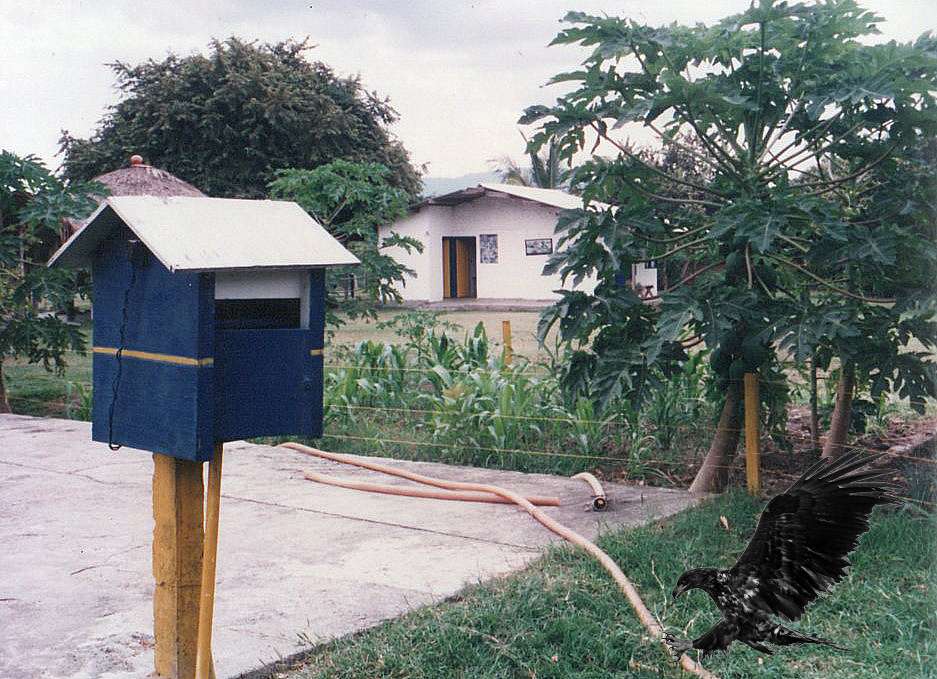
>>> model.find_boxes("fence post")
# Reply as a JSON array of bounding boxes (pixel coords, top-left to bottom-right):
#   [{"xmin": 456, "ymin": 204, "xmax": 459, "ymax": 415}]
[
  {"xmin": 501, "ymin": 320, "xmax": 513, "ymax": 367},
  {"xmin": 152, "ymin": 454, "xmax": 204, "ymax": 679},
  {"xmin": 743, "ymin": 372, "xmax": 761, "ymax": 495}
]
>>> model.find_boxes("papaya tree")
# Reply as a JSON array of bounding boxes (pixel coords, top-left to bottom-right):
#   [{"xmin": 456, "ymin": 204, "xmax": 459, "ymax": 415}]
[
  {"xmin": 268, "ymin": 160, "xmax": 423, "ymax": 324},
  {"xmin": 0, "ymin": 151, "xmax": 99, "ymax": 412},
  {"xmin": 524, "ymin": 1, "xmax": 937, "ymax": 489}
]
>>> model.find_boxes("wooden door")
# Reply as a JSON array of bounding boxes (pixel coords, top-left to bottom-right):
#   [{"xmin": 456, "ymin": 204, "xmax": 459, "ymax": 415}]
[
  {"xmin": 442, "ymin": 238, "xmax": 452, "ymax": 298},
  {"xmin": 442, "ymin": 237, "xmax": 476, "ymax": 299},
  {"xmin": 455, "ymin": 239, "xmax": 472, "ymax": 297}
]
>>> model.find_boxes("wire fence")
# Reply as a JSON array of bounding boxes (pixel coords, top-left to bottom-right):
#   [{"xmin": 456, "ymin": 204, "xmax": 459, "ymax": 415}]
[
  {"xmin": 8, "ymin": 386, "xmax": 934, "ymax": 465},
  {"xmin": 7, "ymin": 356, "xmax": 934, "ymax": 511}
]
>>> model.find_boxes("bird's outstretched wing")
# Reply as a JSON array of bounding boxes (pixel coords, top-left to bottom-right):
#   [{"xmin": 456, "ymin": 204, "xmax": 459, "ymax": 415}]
[{"xmin": 728, "ymin": 452, "xmax": 898, "ymax": 621}]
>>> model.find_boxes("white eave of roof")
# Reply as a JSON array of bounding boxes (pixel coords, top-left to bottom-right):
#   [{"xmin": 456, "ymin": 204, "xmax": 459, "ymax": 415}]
[
  {"xmin": 416, "ymin": 182, "xmax": 610, "ymax": 212},
  {"xmin": 48, "ymin": 196, "xmax": 360, "ymax": 272},
  {"xmin": 479, "ymin": 183, "xmax": 599, "ymax": 210}
]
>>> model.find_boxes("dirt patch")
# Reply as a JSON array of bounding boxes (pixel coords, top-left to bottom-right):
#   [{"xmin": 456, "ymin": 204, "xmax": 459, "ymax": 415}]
[{"xmin": 625, "ymin": 407, "xmax": 937, "ymax": 503}]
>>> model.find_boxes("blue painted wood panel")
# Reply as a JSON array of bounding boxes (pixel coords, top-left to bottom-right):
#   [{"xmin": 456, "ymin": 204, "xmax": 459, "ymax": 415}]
[
  {"xmin": 214, "ymin": 329, "xmax": 316, "ymax": 441},
  {"xmin": 90, "ymin": 226, "xmax": 215, "ymax": 460},
  {"xmin": 92, "ymin": 355, "xmax": 215, "ymax": 461},
  {"xmin": 308, "ymin": 269, "xmax": 325, "ymax": 438}
]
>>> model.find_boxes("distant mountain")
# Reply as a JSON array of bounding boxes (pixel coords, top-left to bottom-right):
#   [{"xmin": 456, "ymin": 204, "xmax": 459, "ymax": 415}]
[{"xmin": 421, "ymin": 171, "xmax": 502, "ymax": 197}]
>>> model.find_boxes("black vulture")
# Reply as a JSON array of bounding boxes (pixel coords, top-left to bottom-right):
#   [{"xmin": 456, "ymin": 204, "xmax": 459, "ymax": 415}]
[{"xmin": 665, "ymin": 452, "xmax": 898, "ymax": 658}]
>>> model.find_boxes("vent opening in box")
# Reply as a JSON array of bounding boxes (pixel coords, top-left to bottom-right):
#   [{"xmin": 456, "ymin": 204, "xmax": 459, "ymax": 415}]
[{"xmin": 215, "ymin": 298, "xmax": 301, "ymax": 330}]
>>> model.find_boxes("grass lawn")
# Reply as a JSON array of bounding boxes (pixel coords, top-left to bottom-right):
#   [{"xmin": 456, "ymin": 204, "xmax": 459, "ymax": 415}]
[
  {"xmin": 273, "ymin": 493, "xmax": 933, "ymax": 679},
  {"xmin": 329, "ymin": 309, "xmax": 553, "ymax": 361}
]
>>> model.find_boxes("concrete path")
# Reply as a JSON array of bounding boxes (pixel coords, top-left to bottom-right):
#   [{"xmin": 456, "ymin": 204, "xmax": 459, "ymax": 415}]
[{"xmin": 0, "ymin": 415, "xmax": 699, "ymax": 679}]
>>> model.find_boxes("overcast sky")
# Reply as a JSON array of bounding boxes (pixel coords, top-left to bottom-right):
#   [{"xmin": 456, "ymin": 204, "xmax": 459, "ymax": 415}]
[{"xmin": 1, "ymin": 0, "xmax": 934, "ymax": 179}]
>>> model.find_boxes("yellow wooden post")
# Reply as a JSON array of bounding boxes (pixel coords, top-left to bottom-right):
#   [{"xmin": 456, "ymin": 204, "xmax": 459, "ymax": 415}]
[
  {"xmin": 502, "ymin": 320, "xmax": 513, "ymax": 367},
  {"xmin": 196, "ymin": 444, "xmax": 223, "ymax": 679},
  {"xmin": 153, "ymin": 454, "xmax": 204, "ymax": 679},
  {"xmin": 743, "ymin": 373, "xmax": 761, "ymax": 495}
]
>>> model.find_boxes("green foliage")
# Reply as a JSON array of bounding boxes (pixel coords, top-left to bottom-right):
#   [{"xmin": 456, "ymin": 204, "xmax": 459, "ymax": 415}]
[
  {"xmin": 525, "ymin": 2, "xmax": 937, "ymax": 421},
  {"xmin": 285, "ymin": 494, "xmax": 932, "ymax": 679},
  {"xmin": 320, "ymin": 313, "xmax": 717, "ymax": 478},
  {"xmin": 0, "ymin": 151, "xmax": 98, "ymax": 406},
  {"xmin": 64, "ymin": 380, "xmax": 93, "ymax": 421},
  {"xmin": 60, "ymin": 38, "xmax": 421, "ymax": 198},
  {"xmin": 268, "ymin": 160, "xmax": 423, "ymax": 321},
  {"xmin": 494, "ymin": 133, "xmax": 573, "ymax": 189}
]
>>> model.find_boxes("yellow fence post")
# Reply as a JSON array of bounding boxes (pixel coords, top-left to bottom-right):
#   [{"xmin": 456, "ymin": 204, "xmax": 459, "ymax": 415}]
[
  {"xmin": 743, "ymin": 373, "xmax": 761, "ymax": 495},
  {"xmin": 501, "ymin": 320, "xmax": 513, "ymax": 367},
  {"xmin": 152, "ymin": 454, "xmax": 204, "ymax": 679},
  {"xmin": 196, "ymin": 443, "xmax": 223, "ymax": 679}
]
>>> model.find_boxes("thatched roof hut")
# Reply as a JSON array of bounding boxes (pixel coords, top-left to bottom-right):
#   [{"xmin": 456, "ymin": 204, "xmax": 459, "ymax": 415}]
[
  {"xmin": 93, "ymin": 155, "xmax": 205, "ymax": 200},
  {"xmin": 66, "ymin": 155, "xmax": 205, "ymax": 236}
]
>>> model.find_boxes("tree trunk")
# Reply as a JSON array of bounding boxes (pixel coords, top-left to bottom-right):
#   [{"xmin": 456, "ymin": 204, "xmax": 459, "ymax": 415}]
[
  {"xmin": 0, "ymin": 361, "xmax": 11, "ymax": 414},
  {"xmin": 689, "ymin": 381, "xmax": 741, "ymax": 493},
  {"xmin": 809, "ymin": 355, "xmax": 820, "ymax": 453},
  {"xmin": 821, "ymin": 362, "xmax": 855, "ymax": 460}
]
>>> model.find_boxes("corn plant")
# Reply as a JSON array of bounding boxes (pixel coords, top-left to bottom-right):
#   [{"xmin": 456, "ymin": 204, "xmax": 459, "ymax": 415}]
[
  {"xmin": 564, "ymin": 398, "xmax": 615, "ymax": 457},
  {"xmin": 64, "ymin": 381, "xmax": 93, "ymax": 421}
]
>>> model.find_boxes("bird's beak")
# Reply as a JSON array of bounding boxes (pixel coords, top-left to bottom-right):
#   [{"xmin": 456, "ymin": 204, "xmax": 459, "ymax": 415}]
[{"xmin": 672, "ymin": 584, "xmax": 686, "ymax": 600}]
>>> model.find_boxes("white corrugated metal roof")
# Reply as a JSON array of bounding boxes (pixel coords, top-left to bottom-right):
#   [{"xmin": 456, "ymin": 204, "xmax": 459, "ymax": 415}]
[
  {"xmin": 49, "ymin": 196, "xmax": 360, "ymax": 272},
  {"xmin": 479, "ymin": 183, "xmax": 596, "ymax": 210},
  {"xmin": 415, "ymin": 182, "xmax": 610, "ymax": 211}
]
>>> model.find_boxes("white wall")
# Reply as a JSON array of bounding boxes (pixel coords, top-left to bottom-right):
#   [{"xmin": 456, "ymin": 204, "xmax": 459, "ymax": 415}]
[
  {"xmin": 214, "ymin": 269, "xmax": 312, "ymax": 328},
  {"xmin": 632, "ymin": 262, "xmax": 658, "ymax": 297},
  {"xmin": 380, "ymin": 195, "xmax": 601, "ymax": 302}
]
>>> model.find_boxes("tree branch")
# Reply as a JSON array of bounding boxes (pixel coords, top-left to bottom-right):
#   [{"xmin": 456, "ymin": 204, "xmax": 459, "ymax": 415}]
[
  {"xmin": 800, "ymin": 143, "xmax": 899, "ymax": 195},
  {"xmin": 767, "ymin": 254, "xmax": 895, "ymax": 303},
  {"xmin": 591, "ymin": 123, "xmax": 728, "ymax": 200},
  {"xmin": 627, "ymin": 177, "xmax": 725, "ymax": 209},
  {"xmin": 641, "ymin": 261, "xmax": 721, "ymax": 301},
  {"xmin": 633, "ymin": 223, "xmax": 711, "ymax": 244}
]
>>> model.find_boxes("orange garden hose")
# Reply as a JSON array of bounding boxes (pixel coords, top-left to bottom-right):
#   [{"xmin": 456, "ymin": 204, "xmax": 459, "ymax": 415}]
[
  {"xmin": 303, "ymin": 471, "xmax": 560, "ymax": 506},
  {"xmin": 281, "ymin": 442, "xmax": 717, "ymax": 679},
  {"xmin": 571, "ymin": 471, "xmax": 608, "ymax": 511}
]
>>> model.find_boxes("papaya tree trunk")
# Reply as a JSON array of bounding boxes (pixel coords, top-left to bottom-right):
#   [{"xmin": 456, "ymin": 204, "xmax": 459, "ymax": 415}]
[
  {"xmin": 809, "ymin": 355, "xmax": 820, "ymax": 453},
  {"xmin": 689, "ymin": 381, "xmax": 741, "ymax": 493},
  {"xmin": 821, "ymin": 362, "xmax": 855, "ymax": 460},
  {"xmin": 0, "ymin": 360, "xmax": 11, "ymax": 414}
]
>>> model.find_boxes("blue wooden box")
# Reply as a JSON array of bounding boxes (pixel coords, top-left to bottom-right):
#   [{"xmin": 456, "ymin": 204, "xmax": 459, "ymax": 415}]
[{"xmin": 50, "ymin": 196, "xmax": 358, "ymax": 461}]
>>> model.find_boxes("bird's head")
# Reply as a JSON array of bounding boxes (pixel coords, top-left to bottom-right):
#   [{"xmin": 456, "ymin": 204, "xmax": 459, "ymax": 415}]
[{"xmin": 672, "ymin": 568, "xmax": 718, "ymax": 600}]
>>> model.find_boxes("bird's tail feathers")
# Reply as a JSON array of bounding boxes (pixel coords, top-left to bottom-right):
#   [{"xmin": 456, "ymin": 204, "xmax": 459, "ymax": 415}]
[{"xmin": 771, "ymin": 625, "xmax": 848, "ymax": 652}]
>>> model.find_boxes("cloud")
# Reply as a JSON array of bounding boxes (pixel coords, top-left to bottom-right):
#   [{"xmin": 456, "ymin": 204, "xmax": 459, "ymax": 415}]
[{"xmin": 1, "ymin": 0, "xmax": 933, "ymax": 178}]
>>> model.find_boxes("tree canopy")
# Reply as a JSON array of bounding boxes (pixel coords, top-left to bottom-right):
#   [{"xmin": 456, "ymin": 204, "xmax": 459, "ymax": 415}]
[
  {"xmin": 268, "ymin": 160, "xmax": 422, "ymax": 322},
  {"xmin": 0, "ymin": 151, "xmax": 99, "ymax": 411},
  {"xmin": 60, "ymin": 38, "xmax": 422, "ymax": 198},
  {"xmin": 523, "ymin": 1, "xmax": 937, "ymax": 488}
]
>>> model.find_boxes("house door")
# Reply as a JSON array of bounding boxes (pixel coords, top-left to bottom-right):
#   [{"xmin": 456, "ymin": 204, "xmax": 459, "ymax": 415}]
[{"xmin": 442, "ymin": 237, "xmax": 476, "ymax": 298}]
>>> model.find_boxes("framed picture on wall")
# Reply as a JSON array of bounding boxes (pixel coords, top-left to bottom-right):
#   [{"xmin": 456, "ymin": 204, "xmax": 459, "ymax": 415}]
[
  {"xmin": 479, "ymin": 234, "xmax": 498, "ymax": 263},
  {"xmin": 525, "ymin": 238, "xmax": 553, "ymax": 256}
]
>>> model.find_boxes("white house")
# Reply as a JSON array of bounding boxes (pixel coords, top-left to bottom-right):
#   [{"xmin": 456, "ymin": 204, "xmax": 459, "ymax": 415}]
[{"xmin": 379, "ymin": 183, "xmax": 658, "ymax": 303}]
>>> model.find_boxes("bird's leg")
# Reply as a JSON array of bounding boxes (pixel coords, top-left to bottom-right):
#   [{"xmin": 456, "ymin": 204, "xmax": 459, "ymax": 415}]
[
  {"xmin": 663, "ymin": 633, "xmax": 693, "ymax": 660},
  {"xmin": 741, "ymin": 639, "xmax": 774, "ymax": 654}
]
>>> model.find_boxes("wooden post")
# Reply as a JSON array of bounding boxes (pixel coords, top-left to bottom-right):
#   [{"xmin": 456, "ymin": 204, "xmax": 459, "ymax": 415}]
[
  {"xmin": 809, "ymin": 355, "xmax": 820, "ymax": 453},
  {"xmin": 153, "ymin": 454, "xmax": 204, "ymax": 679},
  {"xmin": 743, "ymin": 373, "xmax": 761, "ymax": 495},
  {"xmin": 501, "ymin": 320, "xmax": 513, "ymax": 367},
  {"xmin": 196, "ymin": 444, "xmax": 223, "ymax": 679}
]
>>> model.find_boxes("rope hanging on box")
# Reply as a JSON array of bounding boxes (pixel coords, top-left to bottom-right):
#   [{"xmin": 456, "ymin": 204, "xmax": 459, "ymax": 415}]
[{"xmin": 107, "ymin": 241, "xmax": 142, "ymax": 451}]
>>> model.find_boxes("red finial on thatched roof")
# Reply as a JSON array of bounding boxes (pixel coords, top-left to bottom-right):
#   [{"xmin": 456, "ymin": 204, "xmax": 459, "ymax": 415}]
[{"xmin": 130, "ymin": 154, "xmax": 144, "ymax": 166}]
